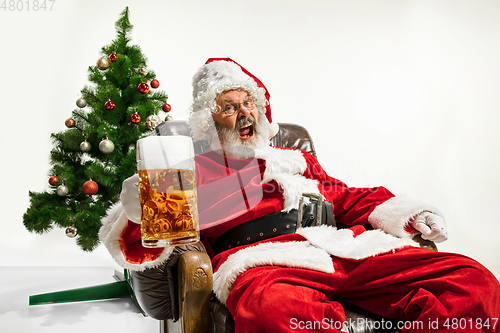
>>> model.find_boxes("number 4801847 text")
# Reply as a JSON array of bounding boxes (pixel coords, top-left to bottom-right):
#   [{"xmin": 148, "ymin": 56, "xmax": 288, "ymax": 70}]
[{"xmin": 1, "ymin": 0, "xmax": 56, "ymax": 11}]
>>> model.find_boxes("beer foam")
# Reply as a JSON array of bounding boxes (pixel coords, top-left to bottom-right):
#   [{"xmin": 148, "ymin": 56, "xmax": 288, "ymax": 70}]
[{"xmin": 137, "ymin": 136, "xmax": 195, "ymax": 170}]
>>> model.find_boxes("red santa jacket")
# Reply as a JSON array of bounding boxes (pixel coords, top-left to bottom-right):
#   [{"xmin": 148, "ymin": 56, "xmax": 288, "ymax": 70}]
[
  {"xmin": 193, "ymin": 147, "xmax": 408, "ymax": 255},
  {"xmin": 100, "ymin": 147, "xmax": 441, "ymax": 302}
]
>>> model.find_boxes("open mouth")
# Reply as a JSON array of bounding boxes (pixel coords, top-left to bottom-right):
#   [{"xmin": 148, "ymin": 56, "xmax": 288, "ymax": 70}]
[{"xmin": 238, "ymin": 123, "xmax": 255, "ymax": 140}]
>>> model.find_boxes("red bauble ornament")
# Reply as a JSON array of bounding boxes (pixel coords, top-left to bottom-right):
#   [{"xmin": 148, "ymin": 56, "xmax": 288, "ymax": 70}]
[
  {"xmin": 83, "ymin": 180, "xmax": 98, "ymax": 195},
  {"xmin": 65, "ymin": 118, "xmax": 75, "ymax": 128},
  {"xmin": 105, "ymin": 100, "xmax": 115, "ymax": 110},
  {"xmin": 151, "ymin": 79, "xmax": 160, "ymax": 89},
  {"xmin": 130, "ymin": 113, "xmax": 141, "ymax": 124},
  {"xmin": 162, "ymin": 103, "xmax": 172, "ymax": 112},
  {"xmin": 138, "ymin": 82, "xmax": 150, "ymax": 94},
  {"xmin": 109, "ymin": 53, "xmax": 118, "ymax": 62},
  {"xmin": 49, "ymin": 176, "xmax": 59, "ymax": 186}
]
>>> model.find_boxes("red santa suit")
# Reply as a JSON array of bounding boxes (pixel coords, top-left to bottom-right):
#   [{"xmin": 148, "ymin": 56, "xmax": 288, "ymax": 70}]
[{"xmin": 100, "ymin": 146, "xmax": 500, "ymax": 333}]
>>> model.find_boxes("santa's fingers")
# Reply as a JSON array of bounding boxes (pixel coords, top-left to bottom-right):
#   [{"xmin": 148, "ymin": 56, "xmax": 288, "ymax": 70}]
[
  {"xmin": 411, "ymin": 212, "xmax": 448, "ymax": 243},
  {"xmin": 411, "ymin": 217, "xmax": 432, "ymax": 236}
]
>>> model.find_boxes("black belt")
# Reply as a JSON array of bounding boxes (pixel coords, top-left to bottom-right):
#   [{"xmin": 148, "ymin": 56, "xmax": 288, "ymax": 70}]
[{"xmin": 213, "ymin": 194, "xmax": 335, "ymax": 255}]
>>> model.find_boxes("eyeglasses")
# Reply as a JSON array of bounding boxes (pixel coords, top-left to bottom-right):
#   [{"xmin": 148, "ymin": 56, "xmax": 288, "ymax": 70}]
[{"xmin": 220, "ymin": 98, "xmax": 255, "ymax": 116}]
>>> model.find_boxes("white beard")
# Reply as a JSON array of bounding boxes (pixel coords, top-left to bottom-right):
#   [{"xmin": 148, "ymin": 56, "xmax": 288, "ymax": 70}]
[{"xmin": 211, "ymin": 114, "xmax": 271, "ymax": 159}]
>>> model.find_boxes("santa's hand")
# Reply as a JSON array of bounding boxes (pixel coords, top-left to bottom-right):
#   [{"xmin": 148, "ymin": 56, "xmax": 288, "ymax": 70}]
[
  {"xmin": 410, "ymin": 212, "xmax": 448, "ymax": 243},
  {"xmin": 120, "ymin": 174, "xmax": 141, "ymax": 223}
]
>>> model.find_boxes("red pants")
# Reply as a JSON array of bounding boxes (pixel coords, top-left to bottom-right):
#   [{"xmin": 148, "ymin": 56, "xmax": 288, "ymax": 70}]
[{"xmin": 225, "ymin": 247, "xmax": 500, "ymax": 332}]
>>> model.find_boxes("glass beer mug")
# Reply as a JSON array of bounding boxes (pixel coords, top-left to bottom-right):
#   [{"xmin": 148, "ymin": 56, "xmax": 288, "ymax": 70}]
[{"xmin": 136, "ymin": 136, "xmax": 199, "ymax": 248}]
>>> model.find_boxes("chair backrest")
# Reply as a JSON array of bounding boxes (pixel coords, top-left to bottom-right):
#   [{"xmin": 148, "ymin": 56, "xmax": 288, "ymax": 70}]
[{"xmin": 155, "ymin": 120, "xmax": 318, "ymax": 159}]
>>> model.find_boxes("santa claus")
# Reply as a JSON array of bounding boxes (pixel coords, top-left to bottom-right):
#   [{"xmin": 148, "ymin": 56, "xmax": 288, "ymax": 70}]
[{"xmin": 100, "ymin": 58, "xmax": 500, "ymax": 332}]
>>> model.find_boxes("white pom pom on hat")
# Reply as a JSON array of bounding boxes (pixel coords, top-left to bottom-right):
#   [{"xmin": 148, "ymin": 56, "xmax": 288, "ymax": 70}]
[{"xmin": 190, "ymin": 58, "xmax": 279, "ymax": 140}]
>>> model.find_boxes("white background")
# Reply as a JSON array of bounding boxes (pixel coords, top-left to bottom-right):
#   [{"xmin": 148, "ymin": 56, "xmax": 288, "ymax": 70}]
[{"xmin": 1, "ymin": 0, "xmax": 499, "ymax": 282}]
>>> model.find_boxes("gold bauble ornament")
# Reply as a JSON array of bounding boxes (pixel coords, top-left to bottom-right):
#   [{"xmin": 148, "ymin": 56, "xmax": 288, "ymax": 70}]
[
  {"xmin": 65, "ymin": 226, "xmax": 78, "ymax": 238},
  {"xmin": 138, "ymin": 66, "xmax": 148, "ymax": 76},
  {"xmin": 96, "ymin": 57, "xmax": 110, "ymax": 70},
  {"xmin": 146, "ymin": 114, "xmax": 163, "ymax": 130}
]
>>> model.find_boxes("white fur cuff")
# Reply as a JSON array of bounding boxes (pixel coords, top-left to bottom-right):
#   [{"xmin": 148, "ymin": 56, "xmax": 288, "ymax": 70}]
[
  {"xmin": 368, "ymin": 194, "xmax": 443, "ymax": 239},
  {"xmin": 99, "ymin": 202, "xmax": 174, "ymax": 271}
]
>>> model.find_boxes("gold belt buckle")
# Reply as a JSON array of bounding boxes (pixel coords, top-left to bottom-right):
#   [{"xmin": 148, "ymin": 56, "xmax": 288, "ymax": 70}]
[{"xmin": 297, "ymin": 192, "xmax": 323, "ymax": 230}]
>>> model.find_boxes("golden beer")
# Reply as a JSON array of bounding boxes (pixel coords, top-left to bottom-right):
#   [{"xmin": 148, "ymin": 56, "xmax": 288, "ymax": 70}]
[{"xmin": 139, "ymin": 168, "xmax": 199, "ymax": 247}]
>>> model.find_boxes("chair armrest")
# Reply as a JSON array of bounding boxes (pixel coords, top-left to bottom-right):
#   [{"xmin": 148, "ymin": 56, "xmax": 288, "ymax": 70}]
[
  {"xmin": 128, "ymin": 242, "xmax": 207, "ymax": 321},
  {"xmin": 177, "ymin": 251, "xmax": 213, "ymax": 333}
]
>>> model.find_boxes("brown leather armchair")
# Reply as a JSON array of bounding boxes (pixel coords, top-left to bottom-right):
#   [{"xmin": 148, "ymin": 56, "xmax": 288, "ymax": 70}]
[{"xmin": 128, "ymin": 120, "xmax": 436, "ymax": 333}]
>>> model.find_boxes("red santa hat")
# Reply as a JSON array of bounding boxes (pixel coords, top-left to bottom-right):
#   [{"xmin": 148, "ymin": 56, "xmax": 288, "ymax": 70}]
[{"xmin": 189, "ymin": 58, "xmax": 279, "ymax": 141}]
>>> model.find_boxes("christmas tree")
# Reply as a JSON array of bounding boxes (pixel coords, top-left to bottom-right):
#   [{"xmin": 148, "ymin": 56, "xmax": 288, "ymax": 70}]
[{"xmin": 23, "ymin": 7, "xmax": 171, "ymax": 251}]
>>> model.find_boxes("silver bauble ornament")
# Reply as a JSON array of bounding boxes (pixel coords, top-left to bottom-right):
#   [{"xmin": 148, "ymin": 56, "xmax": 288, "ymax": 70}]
[
  {"xmin": 138, "ymin": 66, "xmax": 148, "ymax": 76},
  {"xmin": 146, "ymin": 114, "xmax": 163, "ymax": 130},
  {"xmin": 57, "ymin": 184, "xmax": 69, "ymax": 196},
  {"xmin": 65, "ymin": 226, "xmax": 78, "ymax": 238},
  {"xmin": 165, "ymin": 115, "xmax": 173, "ymax": 122},
  {"xmin": 76, "ymin": 98, "xmax": 87, "ymax": 108},
  {"xmin": 80, "ymin": 140, "xmax": 91, "ymax": 152},
  {"xmin": 99, "ymin": 138, "xmax": 115, "ymax": 154}
]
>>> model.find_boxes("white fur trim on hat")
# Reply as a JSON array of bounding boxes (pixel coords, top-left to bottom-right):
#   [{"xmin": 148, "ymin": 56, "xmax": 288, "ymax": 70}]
[{"xmin": 268, "ymin": 122, "xmax": 279, "ymax": 138}]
